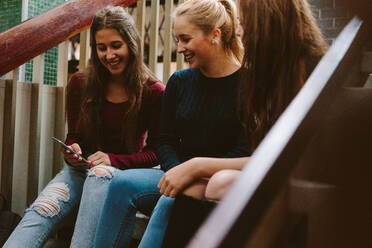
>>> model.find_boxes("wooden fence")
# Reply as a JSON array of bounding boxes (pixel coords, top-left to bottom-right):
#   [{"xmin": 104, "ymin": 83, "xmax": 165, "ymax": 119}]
[{"xmin": 0, "ymin": 0, "xmax": 185, "ymax": 215}]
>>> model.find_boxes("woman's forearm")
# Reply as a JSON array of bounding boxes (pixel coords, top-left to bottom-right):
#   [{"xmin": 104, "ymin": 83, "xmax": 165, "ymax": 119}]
[{"xmin": 190, "ymin": 156, "xmax": 250, "ymax": 179}]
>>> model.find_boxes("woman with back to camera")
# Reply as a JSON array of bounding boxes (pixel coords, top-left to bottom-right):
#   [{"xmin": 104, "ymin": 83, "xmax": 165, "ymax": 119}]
[
  {"xmin": 160, "ymin": 0, "xmax": 328, "ymax": 246},
  {"xmin": 93, "ymin": 0, "xmax": 250, "ymax": 247},
  {"xmin": 4, "ymin": 6, "xmax": 164, "ymax": 248}
]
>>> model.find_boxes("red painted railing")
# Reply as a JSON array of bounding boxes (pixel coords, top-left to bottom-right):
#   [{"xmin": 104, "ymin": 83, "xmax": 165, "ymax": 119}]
[{"xmin": 0, "ymin": 0, "xmax": 138, "ymax": 76}]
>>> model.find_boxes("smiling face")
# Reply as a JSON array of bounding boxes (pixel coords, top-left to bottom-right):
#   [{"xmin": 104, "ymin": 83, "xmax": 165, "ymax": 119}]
[
  {"xmin": 173, "ymin": 15, "xmax": 215, "ymax": 71},
  {"xmin": 95, "ymin": 28, "xmax": 129, "ymax": 77}
]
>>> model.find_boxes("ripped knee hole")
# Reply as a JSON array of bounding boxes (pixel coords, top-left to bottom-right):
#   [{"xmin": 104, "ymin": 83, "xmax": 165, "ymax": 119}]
[
  {"xmin": 31, "ymin": 183, "xmax": 69, "ymax": 217},
  {"xmin": 90, "ymin": 165, "xmax": 113, "ymax": 177}
]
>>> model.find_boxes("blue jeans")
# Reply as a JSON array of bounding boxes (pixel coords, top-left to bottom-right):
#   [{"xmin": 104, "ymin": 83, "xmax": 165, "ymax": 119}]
[
  {"xmin": 4, "ymin": 164, "xmax": 118, "ymax": 248},
  {"xmin": 94, "ymin": 168, "xmax": 174, "ymax": 248},
  {"xmin": 139, "ymin": 195, "xmax": 175, "ymax": 248}
]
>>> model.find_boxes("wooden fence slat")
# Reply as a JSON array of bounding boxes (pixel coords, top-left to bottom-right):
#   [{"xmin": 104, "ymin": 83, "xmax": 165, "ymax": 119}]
[
  {"xmin": 57, "ymin": 41, "xmax": 69, "ymax": 87},
  {"xmin": 136, "ymin": 0, "xmax": 146, "ymax": 54},
  {"xmin": 38, "ymin": 85, "xmax": 57, "ymax": 193},
  {"xmin": 32, "ymin": 54, "xmax": 44, "ymax": 84},
  {"xmin": 11, "ymin": 82, "xmax": 32, "ymax": 216},
  {"xmin": 79, "ymin": 29, "xmax": 91, "ymax": 71},
  {"xmin": 162, "ymin": 0, "xmax": 173, "ymax": 83},
  {"xmin": 149, "ymin": 0, "xmax": 160, "ymax": 74},
  {"xmin": 30, "ymin": 56, "xmax": 43, "ymax": 203},
  {"xmin": 0, "ymin": 69, "xmax": 18, "ymax": 209},
  {"xmin": 55, "ymin": 40, "xmax": 68, "ymax": 176},
  {"xmin": 26, "ymin": 83, "xmax": 41, "ymax": 204},
  {"xmin": 4, "ymin": 70, "xmax": 18, "ymax": 81},
  {"xmin": 176, "ymin": 0, "xmax": 185, "ymax": 71},
  {"xmin": 53, "ymin": 86, "xmax": 66, "ymax": 176}
]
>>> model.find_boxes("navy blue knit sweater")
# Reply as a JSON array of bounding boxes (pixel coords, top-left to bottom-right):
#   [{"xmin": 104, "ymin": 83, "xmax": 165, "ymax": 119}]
[{"xmin": 157, "ymin": 68, "xmax": 251, "ymax": 171}]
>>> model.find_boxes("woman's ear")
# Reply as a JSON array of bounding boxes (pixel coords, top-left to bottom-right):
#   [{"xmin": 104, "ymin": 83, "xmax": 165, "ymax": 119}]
[{"xmin": 211, "ymin": 28, "xmax": 222, "ymax": 44}]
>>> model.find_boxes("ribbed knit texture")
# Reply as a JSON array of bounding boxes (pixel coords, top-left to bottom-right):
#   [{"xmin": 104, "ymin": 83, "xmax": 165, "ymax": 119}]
[
  {"xmin": 65, "ymin": 73, "xmax": 165, "ymax": 169},
  {"xmin": 157, "ymin": 68, "xmax": 251, "ymax": 171}
]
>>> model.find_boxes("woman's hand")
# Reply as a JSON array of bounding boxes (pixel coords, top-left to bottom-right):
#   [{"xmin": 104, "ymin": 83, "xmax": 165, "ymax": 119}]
[
  {"xmin": 88, "ymin": 151, "xmax": 111, "ymax": 167},
  {"xmin": 61, "ymin": 143, "xmax": 88, "ymax": 167},
  {"xmin": 158, "ymin": 158, "xmax": 200, "ymax": 198}
]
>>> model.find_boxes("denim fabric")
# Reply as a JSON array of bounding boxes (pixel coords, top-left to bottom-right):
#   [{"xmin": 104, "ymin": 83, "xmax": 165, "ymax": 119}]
[
  {"xmin": 70, "ymin": 165, "xmax": 118, "ymax": 248},
  {"xmin": 94, "ymin": 168, "xmax": 166, "ymax": 248},
  {"xmin": 139, "ymin": 195, "xmax": 175, "ymax": 248},
  {"xmin": 4, "ymin": 164, "xmax": 117, "ymax": 248}
]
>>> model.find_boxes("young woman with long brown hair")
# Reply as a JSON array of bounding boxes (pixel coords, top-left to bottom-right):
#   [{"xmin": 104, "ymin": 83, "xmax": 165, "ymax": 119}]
[
  {"xmin": 160, "ymin": 0, "xmax": 327, "ymax": 246},
  {"xmin": 4, "ymin": 6, "xmax": 164, "ymax": 248}
]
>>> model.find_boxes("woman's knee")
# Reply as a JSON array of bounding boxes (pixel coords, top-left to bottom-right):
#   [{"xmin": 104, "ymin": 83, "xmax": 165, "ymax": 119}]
[
  {"xmin": 205, "ymin": 170, "xmax": 241, "ymax": 201},
  {"xmin": 83, "ymin": 165, "xmax": 117, "ymax": 195},
  {"xmin": 157, "ymin": 195, "xmax": 175, "ymax": 208},
  {"xmin": 107, "ymin": 169, "xmax": 157, "ymax": 196},
  {"xmin": 88, "ymin": 165, "xmax": 116, "ymax": 178}
]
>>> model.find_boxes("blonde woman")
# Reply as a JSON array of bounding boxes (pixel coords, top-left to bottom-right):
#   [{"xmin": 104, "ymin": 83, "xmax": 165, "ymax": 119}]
[{"xmin": 161, "ymin": 0, "xmax": 327, "ymax": 246}]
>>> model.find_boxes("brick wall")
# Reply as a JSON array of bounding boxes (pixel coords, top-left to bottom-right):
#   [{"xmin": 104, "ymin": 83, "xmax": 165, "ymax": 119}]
[{"xmin": 308, "ymin": 0, "xmax": 351, "ymax": 45}]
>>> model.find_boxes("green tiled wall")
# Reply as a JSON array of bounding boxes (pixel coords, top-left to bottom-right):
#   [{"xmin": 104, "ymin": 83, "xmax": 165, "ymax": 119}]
[
  {"xmin": 24, "ymin": 0, "xmax": 66, "ymax": 85},
  {"xmin": 0, "ymin": 0, "xmax": 22, "ymax": 33}
]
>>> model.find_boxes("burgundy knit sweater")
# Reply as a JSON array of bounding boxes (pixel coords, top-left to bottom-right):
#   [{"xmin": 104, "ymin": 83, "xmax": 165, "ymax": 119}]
[{"xmin": 65, "ymin": 73, "xmax": 165, "ymax": 169}]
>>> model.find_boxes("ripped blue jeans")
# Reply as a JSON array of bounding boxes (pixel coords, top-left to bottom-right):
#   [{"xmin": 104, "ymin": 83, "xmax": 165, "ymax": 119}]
[{"xmin": 3, "ymin": 164, "xmax": 118, "ymax": 248}]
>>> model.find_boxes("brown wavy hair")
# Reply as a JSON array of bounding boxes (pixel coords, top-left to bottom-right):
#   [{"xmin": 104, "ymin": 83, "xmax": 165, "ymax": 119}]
[
  {"xmin": 174, "ymin": 0, "xmax": 243, "ymax": 63},
  {"xmin": 77, "ymin": 6, "xmax": 156, "ymax": 153},
  {"xmin": 239, "ymin": 0, "xmax": 328, "ymax": 150}
]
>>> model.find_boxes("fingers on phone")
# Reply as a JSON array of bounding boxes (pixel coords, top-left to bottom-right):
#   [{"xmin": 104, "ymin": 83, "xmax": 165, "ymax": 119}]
[
  {"xmin": 70, "ymin": 143, "xmax": 82, "ymax": 153},
  {"xmin": 67, "ymin": 158, "xmax": 87, "ymax": 167}
]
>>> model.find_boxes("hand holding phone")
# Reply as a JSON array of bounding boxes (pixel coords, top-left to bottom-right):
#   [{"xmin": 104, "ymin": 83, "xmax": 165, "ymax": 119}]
[{"xmin": 52, "ymin": 137, "xmax": 88, "ymax": 163}]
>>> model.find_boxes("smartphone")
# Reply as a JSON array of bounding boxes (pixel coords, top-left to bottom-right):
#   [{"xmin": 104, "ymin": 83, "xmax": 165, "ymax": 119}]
[{"xmin": 52, "ymin": 137, "xmax": 88, "ymax": 163}]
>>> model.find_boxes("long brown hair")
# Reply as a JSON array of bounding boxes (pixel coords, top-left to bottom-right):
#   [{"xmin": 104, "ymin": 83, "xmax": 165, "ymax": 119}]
[
  {"xmin": 174, "ymin": 0, "xmax": 243, "ymax": 63},
  {"xmin": 239, "ymin": 0, "xmax": 327, "ymax": 149},
  {"xmin": 77, "ymin": 6, "xmax": 156, "ymax": 153}
]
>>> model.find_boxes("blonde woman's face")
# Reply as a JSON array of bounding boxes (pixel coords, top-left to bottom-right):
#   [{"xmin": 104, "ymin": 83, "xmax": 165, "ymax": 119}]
[{"xmin": 173, "ymin": 15, "xmax": 215, "ymax": 70}]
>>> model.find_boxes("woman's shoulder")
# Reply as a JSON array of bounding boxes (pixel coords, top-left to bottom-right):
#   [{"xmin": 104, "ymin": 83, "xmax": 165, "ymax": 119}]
[
  {"xmin": 143, "ymin": 78, "xmax": 165, "ymax": 103},
  {"xmin": 145, "ymin": 78, "xmax": 165, "ymax": 93},
  {"xmin": 170, "ymin": 68, "xmax": 197, "ymax": 81},
  {"xmin": 66, "ymin": 73, "xmax": 85, "ymax": 108},
  {"xmin": 166, "ymin": 68, "xmax": 198, "ymax": 90},
  {"xmin": 67, "ymin": 72, "xmax": 86, "ymax": 92}
]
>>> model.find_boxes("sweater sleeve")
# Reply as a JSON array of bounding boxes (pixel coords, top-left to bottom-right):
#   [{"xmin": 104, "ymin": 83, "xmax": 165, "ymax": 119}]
[
  {"xmin": 65, "ymin": 73, "xmax": 84, "ymax": 146},
  {"xmin": 222, "ymin": 123, "xmax": 252, "ymax": 158},
  {"xmin": 107, "ymin": 81, "xmax": 165, "ymax": 169},
  {"xmin": 157, "ymin": 73, "xmax": 182, "ymax": 171}
]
